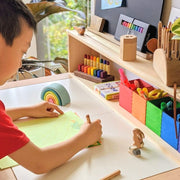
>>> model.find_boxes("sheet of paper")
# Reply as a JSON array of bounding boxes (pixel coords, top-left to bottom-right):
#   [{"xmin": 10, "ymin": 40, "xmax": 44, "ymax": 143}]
[
  {"xmin": 0, "ymin": 111, "xmax": 83, "ymax": 169},
  {"xmin": 168, "ymin": 7, "xmax": 180, "ymax": 24},
  {"xmin": 101, "ymin": 0, "xmax": 123, "ymax": 10}
]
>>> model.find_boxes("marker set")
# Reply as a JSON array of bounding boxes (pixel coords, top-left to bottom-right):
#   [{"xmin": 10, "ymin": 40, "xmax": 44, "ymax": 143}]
[
  {"xmin": 114, "ymin": 14, "xmax": 156, "ymax": 52},
  {"xmin": 94, "ymin": 81, "xmax": 120, "ymax": 100},
  {"xmin": 121, "ymin": 20, "xmax": 144, "ymax": 33},
  {"xmin": 78, "ymin": 54, "xmax": 111, "ymax": 79},
  {"xmin": 74, "ymin": 54, "xmax": 114, "ymax": 83}
]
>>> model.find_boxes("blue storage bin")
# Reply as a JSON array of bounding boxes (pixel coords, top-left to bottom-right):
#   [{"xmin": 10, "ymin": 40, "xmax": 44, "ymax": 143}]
[{"xmin": 161, "ymin": 109, "xmax": 180, "ymax": 150}]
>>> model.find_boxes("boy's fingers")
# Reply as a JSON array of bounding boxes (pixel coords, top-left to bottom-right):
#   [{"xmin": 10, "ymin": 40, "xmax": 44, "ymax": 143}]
[
  {"xmin": 47, "ymin": 104, "xmax": 64, "ymax": 114},
  {"xmin": 46, "ymin": 111, "xmax": 59, "ymax": 117}
]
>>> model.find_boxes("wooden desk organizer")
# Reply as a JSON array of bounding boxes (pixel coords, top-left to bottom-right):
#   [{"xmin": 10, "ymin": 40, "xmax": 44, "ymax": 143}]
[{"xmin": 153, "ymin": 49, "xmax": 180, "ymax": 87}]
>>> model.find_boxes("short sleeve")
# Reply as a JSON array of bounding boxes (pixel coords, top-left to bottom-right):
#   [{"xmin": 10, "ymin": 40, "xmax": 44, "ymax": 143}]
[{"xmin": 0, "ymin": 101, "xmax": 29, "ymax": 159}]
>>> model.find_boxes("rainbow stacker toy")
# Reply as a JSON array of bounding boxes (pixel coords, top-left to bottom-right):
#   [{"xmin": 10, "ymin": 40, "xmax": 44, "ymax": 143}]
[{"xmin": 41, "ymin": 83, "xmax": 70, "ymax": 106}]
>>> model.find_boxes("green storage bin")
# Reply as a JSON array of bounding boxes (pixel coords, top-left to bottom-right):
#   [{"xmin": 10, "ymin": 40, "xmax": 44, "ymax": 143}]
[{"xmin": 146, "ymin": 97, "xmax": 172, "ymax": 136}]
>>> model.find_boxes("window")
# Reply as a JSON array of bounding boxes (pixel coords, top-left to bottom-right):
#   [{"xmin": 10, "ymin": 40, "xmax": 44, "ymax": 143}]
[{"xmin": 36, "ymin": 0, "xmax": 91, "ymax": 61}]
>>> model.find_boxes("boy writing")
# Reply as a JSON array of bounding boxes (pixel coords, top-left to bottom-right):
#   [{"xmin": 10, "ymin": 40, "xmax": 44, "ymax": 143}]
[{"xmin": 0, "ymin": 0, "xmax": 102, "ymax": 174}]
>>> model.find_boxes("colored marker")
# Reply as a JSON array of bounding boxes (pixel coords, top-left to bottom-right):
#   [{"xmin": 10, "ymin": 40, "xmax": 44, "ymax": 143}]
[
  {"xmin": 106, "ymin": 61, "xmax": 110, "ymax": 75},
  {"xmin": 84, "ymin": 54, "xmax": 87, "ymax": 65},
  {"xmin": 140, "ymin": 27, "xmax": 143, "ymax": 33},
  {"xmin": 100, "ymin": 59, "xmax": 103, "ymax": 70},
  {"xmin": 103, "ymin": 60, "xmax": 106, "ymax": 71},
  {"xmin": 87, "ymin": 67, "xmax": 91, "ymax": 75},
  {"xmin": 87, "ymin": 55, "xmax": 90, "ymax": 66},
  {"xmin": 78, "ymin": 64, "xmax": 83, "ymax": 71},
  {"xmin": 91, "ymin": 67, "xmax": 96, "ymax": 76},
  {"xmin": 93, "ymin": 56, "xmax": 96, "ymax": 67},
  {"xmin": 96, "ymin": 57, "xmax": 100, "ymax": 69},
  {"xmin": 84, "ymin": 66, "xmax": 89, "ymax": 73},
  {"xmin": 90, "ymin": 55, "xmax": 93, "ymax": 67}
]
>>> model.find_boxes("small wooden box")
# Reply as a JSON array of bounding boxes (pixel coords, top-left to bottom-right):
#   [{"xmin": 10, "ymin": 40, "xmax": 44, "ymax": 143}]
[
  {"xmin": 120, "ymin": 35, "xmax": 137, "ymax": 61},
  {"xmin": 153, "ymin": 48, "xmax": 180, "ymax": 87}
]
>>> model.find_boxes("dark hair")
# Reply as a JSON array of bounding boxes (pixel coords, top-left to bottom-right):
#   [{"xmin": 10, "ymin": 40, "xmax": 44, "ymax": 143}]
[{"xmin": 0, "ymin": 0, "xmax": 37, "ymax": 46}]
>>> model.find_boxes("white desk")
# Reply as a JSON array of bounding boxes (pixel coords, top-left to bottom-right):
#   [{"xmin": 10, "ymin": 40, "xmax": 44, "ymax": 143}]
[{"xmin": 0, "ymin": 74, "xmax": 180, "ymax": 180}]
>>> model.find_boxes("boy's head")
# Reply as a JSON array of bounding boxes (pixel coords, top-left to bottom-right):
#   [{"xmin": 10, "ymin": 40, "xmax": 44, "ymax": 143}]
[
  {"xmin": 0, "ymin": 0, "xmax": 37, "ymax": 85},
  {"xmin": 0, "ymin": 0, "xmax": 37, "ymax": 46}
]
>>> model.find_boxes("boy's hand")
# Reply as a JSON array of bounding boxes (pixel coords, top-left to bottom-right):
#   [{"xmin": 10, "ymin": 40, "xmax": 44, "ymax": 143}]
[
  {"xmin": 80, "ymin": 120, "xmax": 102, "ymax": 147},
  {"xmin": 28, "ymin": 101, "xmax": 64, "ymax": 118}
]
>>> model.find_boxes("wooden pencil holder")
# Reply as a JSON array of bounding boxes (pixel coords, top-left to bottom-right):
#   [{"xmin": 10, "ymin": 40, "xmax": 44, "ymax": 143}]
[
  {"xmin": 120, "ymin": 35, "xmax": 137, "ymax": 61},
  {"xmin": 153, "ymin": 48, "xmax": 180, "ymax": 87}
]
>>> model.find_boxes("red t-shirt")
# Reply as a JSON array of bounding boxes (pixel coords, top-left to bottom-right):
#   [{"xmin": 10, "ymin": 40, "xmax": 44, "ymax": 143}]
[{"xmin": 0, "ymin": 100, "xmax": 29, "ymax": 159}]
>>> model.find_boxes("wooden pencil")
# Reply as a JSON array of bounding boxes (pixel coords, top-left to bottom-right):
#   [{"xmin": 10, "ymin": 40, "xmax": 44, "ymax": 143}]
[
  {"xmin": 167, "ymin": 21, "xmax": 172, "ymax": 29},
  {"xmin": 100, "ymin": 170, "xmax": 121, "ymax": 180},
  {"xmin": 161, "ymin": 25, "xmax": 165, "ymax": 49},
  {"xmin": 171, "ymin": 38, "xmax": 175, "ymax": 60},
  {"xmin": 86, "ymin": 114, "xmax": 91, "ymax": 124},
  {"xmin": 158, "ymin": 21, "xmax": 162, "ymax": 48},
  {"xmin": 174, "ymin": 40, "xmax": 178, "ymax": 59},
  {"xmin": 166, "ymin": 30, "xmax": 170, "ymax": 60},
  {"xmin": 173, "ymin": 83, "xmax": 178, "ymax": 139}
]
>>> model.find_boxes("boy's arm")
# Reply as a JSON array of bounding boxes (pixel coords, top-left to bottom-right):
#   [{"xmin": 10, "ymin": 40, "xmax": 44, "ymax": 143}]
[
  {"xmin": 6, "ymin": 101, "xmax": 64, "ymax": 121},
  {"xmin": 9, "ymin": 120, "xmax": 102, "ymax": 174}
]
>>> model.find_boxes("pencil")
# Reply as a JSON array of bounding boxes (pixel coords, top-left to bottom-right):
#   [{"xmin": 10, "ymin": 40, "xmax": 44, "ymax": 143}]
[
  {"xmin": 86, "ymin": 114, "xmax": 91, "ymax": 124},
  {"xmin": 100, "ymin": 170, "xmax": 121, "ymax": 180},
  {"xmin": 167, "ymin": 21, "xmax": 172, "ymax": 29},
  {"xmin": 174, "ymin": 40, "xmax": 178, "ymax": 59},
  {"xmin": 173, "ymin": 83, "xmax": 178, "ymax": 139},
  {"xmin": 161, "ymin": 26, "xmax": 165, "ymax": 49},
  {"xmin": 166, "ymin": 30, "xmax": 170, "ymax": 60},
  {"xmin": 158, "ymin": 21, "xmax": 162, "ymax": 48}
]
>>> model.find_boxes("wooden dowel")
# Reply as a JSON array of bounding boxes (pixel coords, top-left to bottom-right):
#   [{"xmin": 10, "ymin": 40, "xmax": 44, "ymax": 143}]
[
  {"xmin": 173, "ymin": 82, "xmax": 178, "ymax": 139},
  {"xmin": 100, "ymin": 170, "xmax": 121, "ymax": 180},
  {"xmin": 86, "ymin": 114, "xmax": 91, "ymax": 124}
]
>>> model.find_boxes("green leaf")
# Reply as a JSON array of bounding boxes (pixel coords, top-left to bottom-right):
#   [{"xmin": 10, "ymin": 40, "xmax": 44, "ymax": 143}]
[
  {"xmin": 27, "ymin": 0, "xmax": 85, "ymax": 23},
  {"xmin": 171, "ymin": 18, "xmax": 180, "ymax": 36}
]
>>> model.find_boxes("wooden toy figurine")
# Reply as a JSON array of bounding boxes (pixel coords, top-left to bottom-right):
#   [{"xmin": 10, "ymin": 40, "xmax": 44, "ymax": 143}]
[
  {"xmin": 74, "ymin": 26, "xmax": 85, "ymax": 35},
  {"xmin": 133, "ymin": 128, "xmax": 145, "ymax": 148}
]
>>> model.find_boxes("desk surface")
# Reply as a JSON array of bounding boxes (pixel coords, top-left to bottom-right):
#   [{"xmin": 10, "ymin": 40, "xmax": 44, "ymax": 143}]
[{"xmin": 0, "ymin": 74, "xmax": 180, "ymax": 180}]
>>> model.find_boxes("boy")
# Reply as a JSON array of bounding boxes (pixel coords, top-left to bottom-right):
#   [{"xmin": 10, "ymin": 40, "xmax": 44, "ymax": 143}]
[{"xmin": 0, "ymin": 0, "xmax": 102, "ymax": 174}]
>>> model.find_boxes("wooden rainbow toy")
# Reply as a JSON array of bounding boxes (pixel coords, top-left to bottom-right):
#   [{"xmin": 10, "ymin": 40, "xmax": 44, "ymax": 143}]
[{"xmin": 41, "ymin": 83, "xmax": 70, "ymax": 106}]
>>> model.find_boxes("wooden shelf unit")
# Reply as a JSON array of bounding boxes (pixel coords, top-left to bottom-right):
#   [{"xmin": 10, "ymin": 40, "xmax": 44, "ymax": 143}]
[
  {"xmin": 68, "ymin": 29, "xmax": 180, "ymax": 167},
  {"xmin": 68, "ymin": 30, "xmax": 180, "ymax": 100}
]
